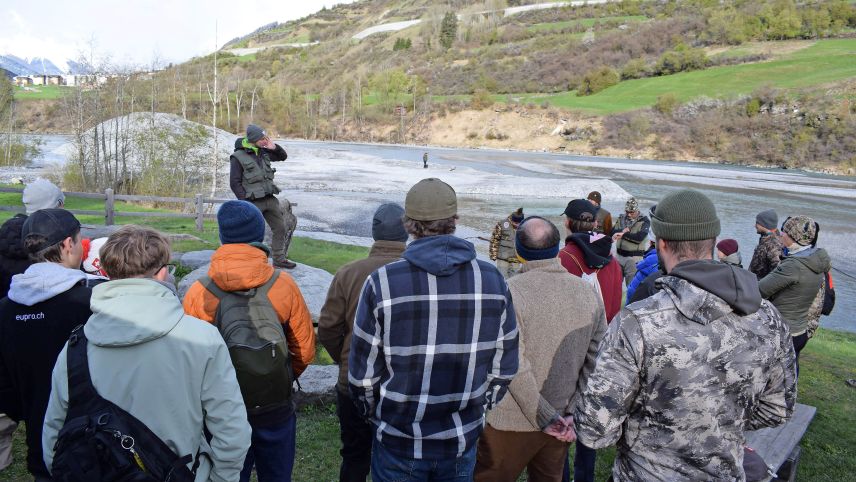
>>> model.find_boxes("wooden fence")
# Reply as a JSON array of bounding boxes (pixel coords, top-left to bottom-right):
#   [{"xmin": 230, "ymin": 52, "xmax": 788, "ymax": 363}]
[{"xmin": 0, "ymin": 187, "xmax": 232, "ymax": 232}]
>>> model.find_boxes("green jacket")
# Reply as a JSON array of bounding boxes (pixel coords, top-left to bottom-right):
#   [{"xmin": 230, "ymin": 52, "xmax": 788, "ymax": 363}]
[
  {"xmin": 229, "ymin": 138, "xmax": 285, "ymax": 200},
  {"xmin": 759, "ymin": 247, "xmax": 831, "ymax": 336},
  {"xmin": 42, "ymin": 279, "xmax": 251, "ymax": 482}
]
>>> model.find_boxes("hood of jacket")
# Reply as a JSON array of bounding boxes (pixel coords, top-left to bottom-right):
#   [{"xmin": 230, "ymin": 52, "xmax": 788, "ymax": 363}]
[
  {"xmin": 402, "ymin": 235, "xmax": 476, "ymax": 276},
  {"xmin": 636, "ymin": 248, "xmax": 660, "ymax": 275},
  {"xmin": 85, "ymin": 278, "xmax": 186, "ymax": 347},
  {"xmin": 208, "ymin": 243, "xmax": 275, "ymax": 292},
  {"xmin": 8, "ymin": 262, "xmax": 87, "ymax": 306},
  {"xmin": 566, "ymin": 232, "xmax": 613, "ymax": 269},
  {"xmin": 661, "ymin": 259, "xmax": 762, "ymax": 320},
  {"xmin": 788, "ymin": 247, "xmax": 831, "ymax": 274}
]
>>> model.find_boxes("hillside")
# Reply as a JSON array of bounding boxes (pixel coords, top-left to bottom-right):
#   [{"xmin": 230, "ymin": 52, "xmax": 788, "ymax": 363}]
[{"xmin": 7, "ymin": 0, "xmax": 856, "ymax": 175}]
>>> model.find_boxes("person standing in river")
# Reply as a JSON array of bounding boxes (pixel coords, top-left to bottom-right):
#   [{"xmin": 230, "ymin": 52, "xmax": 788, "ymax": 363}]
[{"xmin": 229, "ymin": 124, "xmax": 297, "ymax": 269}]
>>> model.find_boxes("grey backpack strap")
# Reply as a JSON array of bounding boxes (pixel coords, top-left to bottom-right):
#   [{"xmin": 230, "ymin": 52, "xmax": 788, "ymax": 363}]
[
  {"xmin": 200, "ymin": 275, "xmax": 231, "ymax": 299},
  {"xmin": 255, "ymin": 269, "xmax": 281, "ymax": 299}
]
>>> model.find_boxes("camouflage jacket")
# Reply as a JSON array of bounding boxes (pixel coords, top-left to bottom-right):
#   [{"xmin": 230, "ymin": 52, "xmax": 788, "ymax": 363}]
[
  {"xmin": 575, "ymin": 262, "xmax": 797, "ymax": 481},
  {"xmin": 749, "ymin": 233, "xmax": 782, "ymax": 280},
  {"xmin": 489, "ymin": 218, "xmax": 518, "ymax": 262}
]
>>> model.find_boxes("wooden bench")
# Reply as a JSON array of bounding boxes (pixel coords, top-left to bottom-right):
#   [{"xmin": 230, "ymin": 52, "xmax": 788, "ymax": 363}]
[{"xmin": 745, "ymin": 403, "xmax": 816, "ymax": 482}]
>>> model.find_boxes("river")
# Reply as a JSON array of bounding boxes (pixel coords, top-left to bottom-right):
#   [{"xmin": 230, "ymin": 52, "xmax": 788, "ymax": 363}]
[{"xmin": 15, "ymin": 135, "xmax": 856, "ymax": 334}]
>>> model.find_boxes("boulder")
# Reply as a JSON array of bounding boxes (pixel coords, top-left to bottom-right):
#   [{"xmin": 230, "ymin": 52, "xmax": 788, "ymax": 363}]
[
  {"xmin": 179, "ymin": 250, "xmax": 215, "ymax": 270},
  {"xmin": 293, "ymin": 364, "xmax": 338, "ymax": 409}
]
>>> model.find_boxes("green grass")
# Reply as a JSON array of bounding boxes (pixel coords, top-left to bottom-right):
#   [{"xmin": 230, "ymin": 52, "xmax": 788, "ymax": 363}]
[
  {"xmin": 524, "ymin": 38, "xmax": 856, "ymax": 114},
  {"xmin": 527, "ymin": 15, "xmax": 647, "ymax": 32},
  {"xmin": 236, "ymin": 53, "xmax": 257, "ymax": 62},
  {"xmin": 13, "ymin": 84, "xmax": 72, "ymax": 101}
]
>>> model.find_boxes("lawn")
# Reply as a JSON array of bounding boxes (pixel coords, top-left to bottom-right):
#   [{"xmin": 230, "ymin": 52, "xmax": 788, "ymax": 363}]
[
  {"xmin": 527, "ymin": 15, "xmax": 648, "ymax": 32},
  {"xmin": 13, "ymin": 85, "xmax": 73, "ymax": 101},
  {"xmin": 523, "ymin": 38, "xmax": 856, "ymax": 114}
]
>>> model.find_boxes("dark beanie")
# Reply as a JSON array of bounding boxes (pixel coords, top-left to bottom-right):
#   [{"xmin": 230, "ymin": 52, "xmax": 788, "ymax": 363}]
[
  {"xmin": 510, "ymin": 208, "xmax": 524, "ymax": 223},
  {"xmin": 651, "ymin": 189, "xmax": 721, "ymax": 241},
  {"xmin": 587, "ymin": 191, "xmax": 602, "ymax": 204},
  {"xmin": 372, "ymin": 203, "xmax": 408, "ymax": 242},
  {"xmin": 218, "ymin": 200, "xmax": 266, "ymax": 245},
  {"xmin": 717, "ymin": 239, "xmax": 739, "ymax": 256},
  {"xmin": 755, "ymin": 209, "xmax": 778, "ymax": 230},
  {"xmin": 246, "ymin": 124, "xmax": 266, "ymax": 143}
]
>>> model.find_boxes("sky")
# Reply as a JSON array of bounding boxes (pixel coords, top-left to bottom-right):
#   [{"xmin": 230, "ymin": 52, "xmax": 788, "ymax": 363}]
[{"xmin": 0, "ymin": 0, "xmax": 357, "ymax": 69}]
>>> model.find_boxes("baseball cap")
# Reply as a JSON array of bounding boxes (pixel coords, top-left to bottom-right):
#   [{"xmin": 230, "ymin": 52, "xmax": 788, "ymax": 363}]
[
  {"xmin": 562, "ymin": 199, "xmax": 597, "ymax": 222},
  {"xmin": 21, "ymin": 209, "xmax": 81, "ymax": 252}
]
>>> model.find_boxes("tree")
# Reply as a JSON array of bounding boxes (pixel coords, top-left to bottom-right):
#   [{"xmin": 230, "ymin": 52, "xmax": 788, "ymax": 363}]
[
  {"xmin": 440, "ymin": 12, "xmax": 458, "ymax": 49},
  {"xmin": 578, "ymin": 67, "xmax": 619, "ymax": 96}
]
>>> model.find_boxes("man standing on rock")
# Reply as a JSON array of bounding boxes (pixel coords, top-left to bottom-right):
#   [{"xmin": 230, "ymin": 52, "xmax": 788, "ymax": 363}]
[
  {"xmin": 230, "ymin": 124, "xmax": 297, "ymax": 269},
  {"xmin": 183, "ymin": 200, "xmax": 315, "ymax": 481},
  {"xmin": 349, "ymin": 178, "xmax": 518, "ymax": 482},
  {"xmin": 587, "ymin": 191, "xmax": 612, "ymax": 236},
  {"xmin": 575, "ymin": 189, "xmax": 797, "ymax": 481},
  {"xmin": 750, "ymin": 209, "xmax": 783, "ymax": 280},
  {"xmin": 490, "ymin": 208, "xmax": 525, "ymax": 278},
  {"xmin": 318, "ymin": 203, "xmax": 408, "ymax": 482},
  {"xmin": 612, "ymin": 197, "xmax": 650, "ymax": 284}
]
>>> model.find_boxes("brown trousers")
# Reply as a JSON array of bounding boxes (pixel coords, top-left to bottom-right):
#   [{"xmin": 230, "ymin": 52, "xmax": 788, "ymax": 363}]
[
  {"xmin": 475, "ymin": 424, "xmax": 569, "ymax": 482},
  {"xmin": 250, "ymin": 195, "xmax": 296, "ymax": 262}
]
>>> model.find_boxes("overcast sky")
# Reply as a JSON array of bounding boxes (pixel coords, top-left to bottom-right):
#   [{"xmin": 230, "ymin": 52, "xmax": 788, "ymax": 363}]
[{"xmin": 0, "ymin": 1, "xmax": 357, "ymax": 67}]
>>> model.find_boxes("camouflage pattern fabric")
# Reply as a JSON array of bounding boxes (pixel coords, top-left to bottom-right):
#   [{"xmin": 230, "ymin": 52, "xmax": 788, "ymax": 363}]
[
  {"xmin": 490, "ymin": 218, "xmax": 519, "ymax": 263},
  {"xmin": 749, "ymin": 234, "xmax": 783, "ymax": 280},
  {"xmin": 574, "ymin": 275, "xmax": 797, "ymax": 481},
  {"xmin": 805, "ymin": 281, "xmax": 825, "ymax": 339}
]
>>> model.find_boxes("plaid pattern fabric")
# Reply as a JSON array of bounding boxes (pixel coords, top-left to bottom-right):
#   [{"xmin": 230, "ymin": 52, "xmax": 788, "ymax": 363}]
[{"xmin": 348, "ymin": 256, "xmax": 518, "ymax": 460}]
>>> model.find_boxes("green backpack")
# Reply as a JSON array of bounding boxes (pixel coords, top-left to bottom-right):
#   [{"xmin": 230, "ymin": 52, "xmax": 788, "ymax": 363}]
[{"xmin": 201, "ymin": 271, "xmax": 293, "ymax": 415}]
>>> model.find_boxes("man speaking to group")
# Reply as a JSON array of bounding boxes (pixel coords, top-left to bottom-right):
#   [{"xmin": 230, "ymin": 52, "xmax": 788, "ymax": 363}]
[{"xmin": 230, "ymin": 124, "xmax": 297, "ymax": 269}]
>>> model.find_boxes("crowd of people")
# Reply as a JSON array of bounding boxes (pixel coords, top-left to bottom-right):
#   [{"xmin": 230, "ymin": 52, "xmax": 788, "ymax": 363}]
[{"xmin": 0, "ymin": 124, "xmax": 835, "ymax": 482}]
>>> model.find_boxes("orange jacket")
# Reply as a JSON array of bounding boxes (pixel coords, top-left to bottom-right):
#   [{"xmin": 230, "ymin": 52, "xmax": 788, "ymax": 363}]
[{"xmin": 183, "ymin": 243, "xmax": 315, "ymax": 377}]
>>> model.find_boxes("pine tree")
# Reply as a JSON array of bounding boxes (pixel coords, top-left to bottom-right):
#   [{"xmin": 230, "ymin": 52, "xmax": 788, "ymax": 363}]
[{"xmin": 440, "ymin": 12, "xmax": 458, "ymax": 49}]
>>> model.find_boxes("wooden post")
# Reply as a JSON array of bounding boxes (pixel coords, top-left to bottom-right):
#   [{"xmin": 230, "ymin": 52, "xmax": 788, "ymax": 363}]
[
  {"xmin": 195, "ymin": 194, "xmax": 204, "ymax": 232},
  {"xmin": 105, "ymin": 188, "xmax": 115, "ymax": 226}
]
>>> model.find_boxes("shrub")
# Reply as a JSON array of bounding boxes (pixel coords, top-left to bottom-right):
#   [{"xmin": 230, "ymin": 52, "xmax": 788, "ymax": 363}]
[
  {"xmin": 578, "ymin": 66, "xmax": 620, "ymax": 96},
  {"xmin": 467, "ymin": 131, "xmax": 479, "ymax": 139},
  {"xmin": 655, "ymin": 93, "xmax": 679, "ymax": 116},
  {"xmin": 470, "ymin": 89, "xmax": 495, "ymax": 109},
  {"xmin": 621, "ymin": 59, "xmax": 649, "ymax": 80},
  {"xmin": 485, "ymin": 129, "xmax": 509, "ymax": 140}
]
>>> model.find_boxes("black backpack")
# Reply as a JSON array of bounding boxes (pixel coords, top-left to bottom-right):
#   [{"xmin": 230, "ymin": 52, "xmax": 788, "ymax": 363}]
[
  {"xmin": 821, "ymin": 271, "xmax": 835, "ymax": 316},
  {"xmin": 51, "ymin": 326, "xmax": 198, "ymax": 482},
  {"xmin": 201, "ymin": 270, "xmax": 294, "ymax": 416}
]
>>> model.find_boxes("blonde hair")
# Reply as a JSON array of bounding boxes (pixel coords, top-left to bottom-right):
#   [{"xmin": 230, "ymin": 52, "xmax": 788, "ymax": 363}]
[{"xmin": 100, "ymin": 225, "xmax": 171, "ymax": 279}]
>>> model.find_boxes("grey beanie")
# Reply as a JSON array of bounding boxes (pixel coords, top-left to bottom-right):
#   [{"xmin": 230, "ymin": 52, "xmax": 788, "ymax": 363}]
[
  {"xmin": 372, "ymin": 203, "xmax": 408, "ymax": 242},
  {"xmin": 246, "ymin": 124, "xmax": 266, "ymax": 143},
  {"xmin": 22, "ymin": 178, "xmax": 65, "ymax": 214},
  {"xmin": 651, "ymin": 189, "xmax": 721, "ymax": 241},
  {"xmin": 755, "ymin": 209, "xmax": 778, "ymax": 230}
]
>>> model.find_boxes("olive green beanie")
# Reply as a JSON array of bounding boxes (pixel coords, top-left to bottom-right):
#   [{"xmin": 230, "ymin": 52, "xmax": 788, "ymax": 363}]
[
  {"xmin": 651, "ymin": 189, "xmax": 721, "ymax": 241},
  {"xmin": 405, "ymin": 178, "xmax": 458, "ymax": 221}
]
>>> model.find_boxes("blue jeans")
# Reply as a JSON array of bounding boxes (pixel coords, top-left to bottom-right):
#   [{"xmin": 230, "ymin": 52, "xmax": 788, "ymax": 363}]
[
  {"xmin": 562, "ymin": 440, "xmax": 596, "ymax": 482},
  {"xmin": 240, "ymin": 414, "xmax": 297, "ymax": 482},
  {"xmin": 371, "ymin": 439, "xmax": 476, "ymax": 482}
]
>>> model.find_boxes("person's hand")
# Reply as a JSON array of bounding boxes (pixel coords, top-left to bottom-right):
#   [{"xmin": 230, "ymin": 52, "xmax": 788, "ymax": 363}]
[
  {"xmin": 613, "ymin": 232, "xmax": 624, "ymax": 241},
  {"xmin": 622, "ymin": 228, "xmax": 630, "ymax": 234},
  {"xmin": 543, "ymin": 416, "xmax": 576, "ymax": 443},
  {"xmin": 257, "ymin": 137, "xmax": 275, "ymax": 149}
]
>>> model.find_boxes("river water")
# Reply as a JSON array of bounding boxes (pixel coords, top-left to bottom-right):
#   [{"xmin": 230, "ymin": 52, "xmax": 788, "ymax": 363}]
[{"xmin": 15, "ymin": 135, "xmax": 856, "ymax": 333}]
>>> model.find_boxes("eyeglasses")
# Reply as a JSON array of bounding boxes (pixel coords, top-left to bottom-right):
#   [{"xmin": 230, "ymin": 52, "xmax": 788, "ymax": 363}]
[{"xmin": 162, "ymin": 264, "xmax": 177, "ymax": 276}]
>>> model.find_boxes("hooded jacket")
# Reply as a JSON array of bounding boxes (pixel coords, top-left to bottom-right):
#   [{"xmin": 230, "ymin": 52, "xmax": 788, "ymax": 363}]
[
  {"xmin": 626, "ymin": 248, "xmax": 659, "ymax": 303},
  {"xmin": 0, "ymin": 214, "xmax": 31, "ymax": 298},
  {"xmin": 575, "ymin": 260, "xmax": 797, "ymax": 482},
  {"xmin": 317, "ymin": 240, "xmax": 405, "ymax": 392},
  {"xmin": 182, "ymin": 243, "xmax": 316, "ymax": 424},
  {"xmin": 349, "ymin": 235, "xmax": 518, "ymax": 460},
  {"xmin": 759, "ymin": 247, "xmax": 831, "ymax": 336},
  {"xmin": 0, "ymin": 262, "xmax": 92, "ymax": 478},
  {"xmin": 43, "ymin": 278, "xmax": 251, "ymax": 482},
  {"xmin": 559, "ymin": 233, "xmax": 623, "ymax": 322},
  {"xmin": 749, "ymin": 233, "xmax": 783, "ymax": 280}
]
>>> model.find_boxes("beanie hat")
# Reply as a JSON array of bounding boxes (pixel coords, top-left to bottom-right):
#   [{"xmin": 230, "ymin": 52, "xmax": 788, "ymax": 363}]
[
  {"xmin": 587, "ymin": 191, "xmax": 602, "ymax": 205},
  {"xmin": 782, "ymin": 215, "xmax": 816, "ymax": 247},
  {"xmin": 82, "ymin": 237, "xmax": 109, "ymax": 276},
  {"xmin": 22, "ymin": 178, "xmax": 65, "ymax": 214},
  {"xmin": 563, "ymin": 199, "xmax": 597, "ymax": 222},
  {"xmin": 372, "ymin": 203, "xmax": 408, "ymax": 242},
  {"xmin": 405, "ymin": 178, "xmax": 457, "ymax": 221},
  {"xmin": 246, "ymin": 124, "xmax": 266, "ymax": 143},
  {"xmin": 218, "ymin": 200, "xmax": 266, "ymax": 244},
  {"xmin": 716, "ymin": 239, "xmax": 739, "ymax": 256},
  {"xmin": 756, "ymin": 209, "xmax": 778, "ymax": 230},
  {"xmin": 510, "ymin": 208, "xmax": 524, "ymax": 224},
  {"xmin": 651, "ymin": 189, "xmax": 721, "ymax": 241},
  {"xmin": 625, "ymin": 197, "xmax": 639, "ymax": 213}
]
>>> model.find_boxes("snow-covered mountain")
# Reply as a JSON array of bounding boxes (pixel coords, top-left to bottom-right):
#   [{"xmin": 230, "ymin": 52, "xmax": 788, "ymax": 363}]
[{"xmin": 0, "ymin": 53, "xmax": 86, "ymax": 76}]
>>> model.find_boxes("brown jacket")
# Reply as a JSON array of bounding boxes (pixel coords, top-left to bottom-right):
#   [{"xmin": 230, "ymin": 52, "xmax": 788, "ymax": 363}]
[
  {"xmin": 317, "ymin": 240, "xmax": 406, "ymax": 391},
  {"xmin": 486, "ymin": 258, "xmax": 607, "ymax": 432}
]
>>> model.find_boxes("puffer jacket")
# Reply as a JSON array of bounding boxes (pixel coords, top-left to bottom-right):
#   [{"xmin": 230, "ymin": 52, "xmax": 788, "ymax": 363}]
[
  {"xmin": 0, "ymin": 215, "xmax": 31, "ymax": 298},
  {"xmin": 626, "ymin": 249, "xmax": 658, "ymax": 303},
  {"xmin": 759, "ymin": 247, "xmax": 831, "ymax": 337}
]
